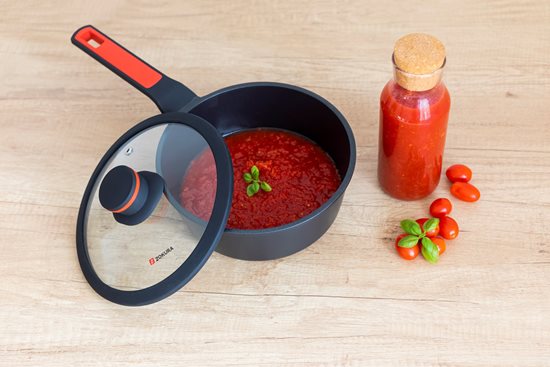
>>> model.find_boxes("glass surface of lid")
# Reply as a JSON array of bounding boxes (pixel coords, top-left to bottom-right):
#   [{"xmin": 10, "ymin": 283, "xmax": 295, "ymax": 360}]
[{"xmin": 76, "ymin": 113, "xmax": 232, "ymax": 306}]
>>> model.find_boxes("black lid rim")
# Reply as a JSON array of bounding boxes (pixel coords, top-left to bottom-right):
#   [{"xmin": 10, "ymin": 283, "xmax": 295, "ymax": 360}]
[{"xmin": 76, "ymin": 112, "xmax": 233, "ymax": 306}]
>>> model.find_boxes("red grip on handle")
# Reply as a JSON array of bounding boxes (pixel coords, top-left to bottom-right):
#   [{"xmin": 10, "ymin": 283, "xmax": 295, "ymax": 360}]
[{"xmin": 73, "ymin": 26, "xmax": 162, "ymax": 88}]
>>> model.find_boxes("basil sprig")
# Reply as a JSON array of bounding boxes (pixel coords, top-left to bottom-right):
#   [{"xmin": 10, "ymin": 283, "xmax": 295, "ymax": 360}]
[
  {"xmin": 398, "ymin": 218, "xmax": 440, "ymax": 263},
  {"xmin": 243, "ymin": 165, "xmax": 272, "ymax": 197},
  {"xmin": 421, "ymin": 237, "xmax": 439, "ymax": 264},
  {"xmin": 400, "ymin": 219, "xmax": 422, "ymax": 236}
]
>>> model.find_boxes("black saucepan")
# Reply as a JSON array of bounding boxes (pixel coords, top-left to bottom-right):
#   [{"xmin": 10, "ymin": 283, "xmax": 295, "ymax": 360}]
[{"xmin": 72, "ymin": 25, "xmax": 356, "ymax": 261}]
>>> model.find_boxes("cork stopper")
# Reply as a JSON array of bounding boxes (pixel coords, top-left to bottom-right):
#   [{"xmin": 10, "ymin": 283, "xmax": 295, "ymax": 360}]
[{"xmin": 392, "ymin": 33, "xmax": 446, "ymax": 91}]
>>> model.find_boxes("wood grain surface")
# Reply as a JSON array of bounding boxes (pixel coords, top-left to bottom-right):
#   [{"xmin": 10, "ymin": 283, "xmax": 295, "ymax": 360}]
[{"xmin": 1, "ymin": 1, "xmax": 549, "ymax": 366}]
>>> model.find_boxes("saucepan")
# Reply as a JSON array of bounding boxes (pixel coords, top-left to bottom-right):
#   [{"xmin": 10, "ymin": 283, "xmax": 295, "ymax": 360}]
[{"xmin": 72, "ymin": 25, "xmax": 356, "ymax": 261}]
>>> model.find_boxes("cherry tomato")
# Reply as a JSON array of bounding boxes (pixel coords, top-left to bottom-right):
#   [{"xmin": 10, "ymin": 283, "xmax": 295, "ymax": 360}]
[
  {"xmin": 451, "ymin": 182, "xmax": 480, "ymax": 202},
  {"xmin": 430, "ymin": 237, "xmax": 446, "ymax": 255},
  {"xmin": 439, "ymin": 216, "xmax": 459, "ymax": 240},
  {"xmin": 395, "ymin": 234, "xmax": 420, "ymax": 260},
  {"xmin": 446, "ymin": 164, "xmax": 472, "ymax": 183},
  {"xmin": 416, "ymin": 218, "xmax": 439, "ymax": 237},
  {"xmin": 429, "ymin": 198, "xmax": 453, "ymax": 218}
]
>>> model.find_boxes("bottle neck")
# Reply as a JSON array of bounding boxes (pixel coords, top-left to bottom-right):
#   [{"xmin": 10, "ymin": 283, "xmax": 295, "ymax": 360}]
[{"xmin": 392, "ymin": 54, "xmax": 445, "ymax": 92}]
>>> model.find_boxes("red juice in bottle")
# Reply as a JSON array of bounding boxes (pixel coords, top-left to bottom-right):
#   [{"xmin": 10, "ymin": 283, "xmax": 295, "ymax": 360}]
[{"xmin": 378, "ymin": 33, "xmax": 451, "ymax": 200}]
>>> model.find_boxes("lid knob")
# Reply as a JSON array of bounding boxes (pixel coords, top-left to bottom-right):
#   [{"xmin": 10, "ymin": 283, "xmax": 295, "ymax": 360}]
[{"xmin": 99, "ymin": 165, "xmax": 165, "ymax": 226}]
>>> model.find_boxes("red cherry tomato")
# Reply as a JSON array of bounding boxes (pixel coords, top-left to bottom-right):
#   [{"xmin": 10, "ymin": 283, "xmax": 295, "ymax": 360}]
[
  {"xmin": 429, "ymin": 198, "xmax": 453, "ymax": 218},
  {"xmin": 439, "ymin": 216, "xmax": 459, "ymax": 240},
  {"xmin": 430, "ymin": 237, "xmax": 446, "ymax": 255},
  {"xmin": 446, "ymin": 164, "xmax": 472, "ymax": 183},
  {"xmin": 451, "ymin": 182, "xmax": 480, "ymax": 202},
  {"xmin": 395, "ymin": 234, "xmax": 420, "ymax": 260},
  {"xmin": 416, "ymin": 218, "xmax": 439, "ymax": 237}
]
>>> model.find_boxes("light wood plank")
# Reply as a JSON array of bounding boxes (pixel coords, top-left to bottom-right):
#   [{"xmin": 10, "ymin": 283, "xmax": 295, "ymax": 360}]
[{"xmin": 0, "ymin": 0, "xmax": 549, "ymax": 366}]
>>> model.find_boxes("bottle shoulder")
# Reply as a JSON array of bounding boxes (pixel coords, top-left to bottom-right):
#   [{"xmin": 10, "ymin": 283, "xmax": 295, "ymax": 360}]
[{"xmin": 380, "ymin": 80, "xmax": 450, "ymax": 122}]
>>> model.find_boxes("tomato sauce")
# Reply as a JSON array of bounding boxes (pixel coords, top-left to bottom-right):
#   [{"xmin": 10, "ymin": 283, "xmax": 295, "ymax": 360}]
[
  {"xmin": 378, "ymin": 80, "xmax": 450, "ymax": 200},
  {"xmin": 180, "ymin": 129, "xmax": 341, "ymax": 230}
]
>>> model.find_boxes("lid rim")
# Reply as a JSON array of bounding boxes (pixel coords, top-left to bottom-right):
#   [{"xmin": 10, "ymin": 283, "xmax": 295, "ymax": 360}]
[{"xmin": 76, "ymin": 112, "xmax": 233, "ymax": 306}]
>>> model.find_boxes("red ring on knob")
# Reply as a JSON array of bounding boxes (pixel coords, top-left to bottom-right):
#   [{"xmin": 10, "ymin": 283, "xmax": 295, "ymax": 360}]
[{"xmin": 111, "ymin": 169, "xmax": 141, "ymax": 214}]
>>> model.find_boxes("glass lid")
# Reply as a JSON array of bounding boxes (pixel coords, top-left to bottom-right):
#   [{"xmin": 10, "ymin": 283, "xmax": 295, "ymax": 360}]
[{"xmin": 76, "ymin": 113, "xmax": 233, "ymax": 306}]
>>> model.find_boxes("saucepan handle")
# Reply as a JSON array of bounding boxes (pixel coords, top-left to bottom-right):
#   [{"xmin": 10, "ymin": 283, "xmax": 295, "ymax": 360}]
[{"xmin": 71, "ymin": 25, "xmax": 196, "ymax": 112}]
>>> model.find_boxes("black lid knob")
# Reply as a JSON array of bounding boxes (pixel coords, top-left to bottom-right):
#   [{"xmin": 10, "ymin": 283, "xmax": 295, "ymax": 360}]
[
  {"xmin": 99, "ymin": 165, "xmax": 138, "ymax": 212},
  {"xmin": 98, "ymin": 165, "xmax": 164, "ymax": 226}
]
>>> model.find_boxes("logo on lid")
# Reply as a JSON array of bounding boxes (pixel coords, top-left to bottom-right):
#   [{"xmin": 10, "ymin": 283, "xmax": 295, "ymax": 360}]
[{"xmin": 149, "ymin": 246, "xmax": 174, "ymax": 266}]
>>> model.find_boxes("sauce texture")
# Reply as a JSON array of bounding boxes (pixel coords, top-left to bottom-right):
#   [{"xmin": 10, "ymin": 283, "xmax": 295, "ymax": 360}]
[{"xmin": 180, "ymin": 129, "xmax": 341, "ymax": 230}]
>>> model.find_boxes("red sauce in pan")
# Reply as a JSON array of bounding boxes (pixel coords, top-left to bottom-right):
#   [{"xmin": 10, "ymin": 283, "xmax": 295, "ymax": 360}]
[{"xmin": 180, "ymin": 129, "xmax": 341, "ymax": 230}]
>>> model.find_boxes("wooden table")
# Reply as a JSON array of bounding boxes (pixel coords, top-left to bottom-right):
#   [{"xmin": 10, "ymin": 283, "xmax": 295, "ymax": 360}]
[{"xmin": 1, "ymin": 1, "xmax": 549, "ymax": 366}]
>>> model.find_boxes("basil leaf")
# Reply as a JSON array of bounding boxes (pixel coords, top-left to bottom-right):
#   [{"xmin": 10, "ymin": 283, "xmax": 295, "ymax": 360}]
[
  {"xmin": 251, "ymin": 165, "xmax": 260, "ymax": 180},
  {"xmin": 243, "ymin": 172, "xmax": 252, "ymax": 183},
  {"xmin": 246, "ymin": 183, "xmax": 256, "ymax": 197},
  {"xmin": 398, "ymin": 235, "xmax": 419, "ymax": 248},
  {"xmin": 252, "ymin": 181, "xmax": 260, "ymax": 194},
  {"xmin": 421, "ymin": 237, "xmax": 439, "ymax": 264},
  {"xmin": 400, "ymin": 219, "xmax": 422, "ymax": 236},
  {"xmin": 260, "ymin": 181, "xmax": 272, "ymax": 192},
  {"xmin": 423, "ymin": 218, "xmax": 440, "ymax": 233}
]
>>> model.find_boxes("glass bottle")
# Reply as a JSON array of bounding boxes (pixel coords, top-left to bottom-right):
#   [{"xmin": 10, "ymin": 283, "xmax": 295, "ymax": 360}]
[{"xmin": 378, "ymin": 33, "xmax": 451, "ymax": 200}]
